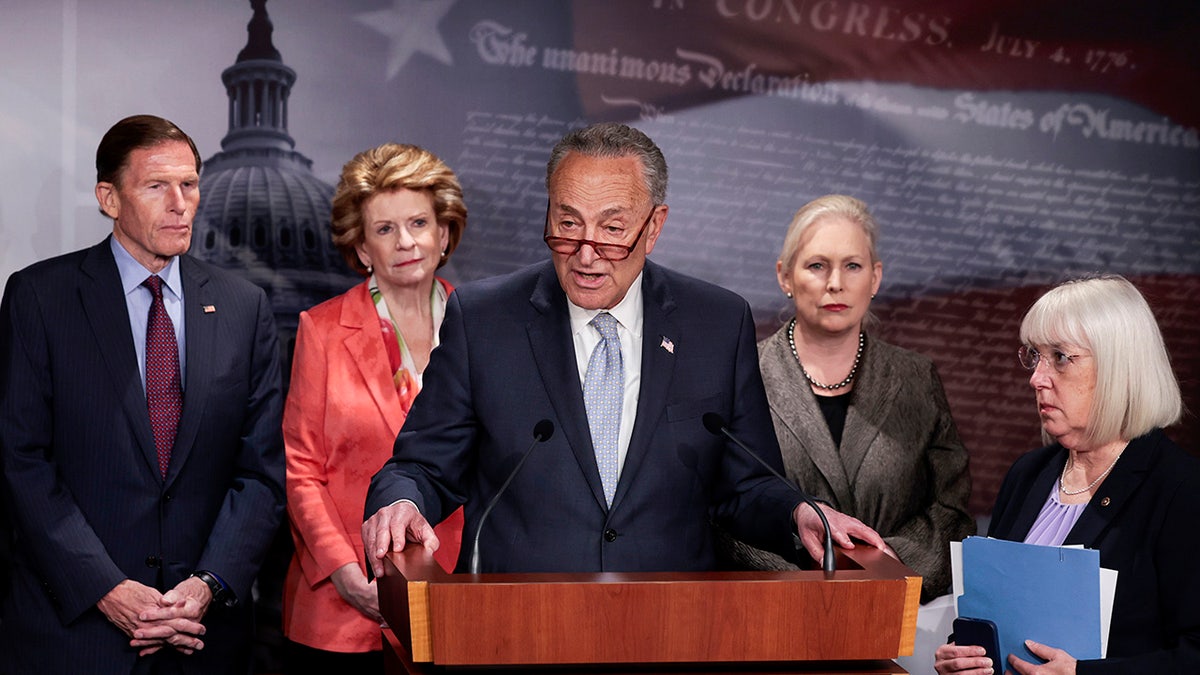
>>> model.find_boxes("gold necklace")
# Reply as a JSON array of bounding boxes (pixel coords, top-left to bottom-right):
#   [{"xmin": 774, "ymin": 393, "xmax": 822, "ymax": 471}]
[{"xmin": 1059, "ymin": 449, "xmax": 1124, "ymax": 496}]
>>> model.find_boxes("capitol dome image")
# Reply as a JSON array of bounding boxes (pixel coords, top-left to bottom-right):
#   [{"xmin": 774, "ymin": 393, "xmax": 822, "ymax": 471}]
[{"xmin": 195, "ymin": 0, "xmax": 359, "ymax": 383}]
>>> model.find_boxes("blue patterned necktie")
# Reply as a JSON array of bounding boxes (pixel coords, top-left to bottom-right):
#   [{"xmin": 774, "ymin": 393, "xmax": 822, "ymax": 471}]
[{"xmin": 584, "ymin": 312, "xmax": 623, "ymax": 506}]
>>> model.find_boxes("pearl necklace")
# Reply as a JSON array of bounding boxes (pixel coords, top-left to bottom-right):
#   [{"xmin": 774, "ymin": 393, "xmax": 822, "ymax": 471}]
[
  {"xmin": 1059, "ymin": 449, "xmax": 1124, "ymax": 496},
  {"xmin": 787, "ymin": 318, "xmax": 864, "ymax": 391}
]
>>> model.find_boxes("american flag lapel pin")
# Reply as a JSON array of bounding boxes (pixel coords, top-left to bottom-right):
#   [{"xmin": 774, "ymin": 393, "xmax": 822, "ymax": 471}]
[
  {"xmin": 202, "ymin": 305, "xmax": 216, "ymax": 314},
  {"xmin": 660, "ymin": 336, "xmax": 674, "ymax": 354}
]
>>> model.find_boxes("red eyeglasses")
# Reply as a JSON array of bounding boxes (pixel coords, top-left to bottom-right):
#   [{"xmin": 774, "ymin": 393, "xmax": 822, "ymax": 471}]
[{"xmin": 543, "ymin": 204, "xmax": 655, "ymax": 261}]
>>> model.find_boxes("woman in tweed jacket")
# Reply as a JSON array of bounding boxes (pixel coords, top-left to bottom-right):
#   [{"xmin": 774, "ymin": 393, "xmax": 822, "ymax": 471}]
[{"xmin": 720, "ymin": 195, "xmax": 974, "ymax": 603}]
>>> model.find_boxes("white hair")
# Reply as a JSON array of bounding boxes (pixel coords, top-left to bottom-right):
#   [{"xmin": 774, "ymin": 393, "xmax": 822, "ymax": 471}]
[{"xmin": 1020, "ymin": 274, "xmax": 1182, "ymax": 447}]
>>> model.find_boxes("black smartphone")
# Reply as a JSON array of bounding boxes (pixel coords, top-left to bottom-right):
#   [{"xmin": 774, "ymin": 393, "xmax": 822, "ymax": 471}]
[{"xmin": 953, "ymin": 616, "xmax": 1002, "ymax": 666}]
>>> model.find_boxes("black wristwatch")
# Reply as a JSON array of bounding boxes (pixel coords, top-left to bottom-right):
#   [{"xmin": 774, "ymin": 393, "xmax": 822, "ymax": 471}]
[{"xmin": 190, "ymin": 570, "xmax": 236, "ymax": 608}]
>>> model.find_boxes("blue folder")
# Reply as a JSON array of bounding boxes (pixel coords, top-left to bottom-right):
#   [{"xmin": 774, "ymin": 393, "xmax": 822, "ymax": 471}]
[{"xmin": 958, "ymin": 536, "xmax": 1103, "ymax": 667}]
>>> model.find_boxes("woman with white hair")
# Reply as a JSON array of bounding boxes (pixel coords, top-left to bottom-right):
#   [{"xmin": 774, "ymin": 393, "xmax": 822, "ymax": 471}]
[{"xmin": 936, "ymin": 274, "xmax": 1200, "ymax": 674}]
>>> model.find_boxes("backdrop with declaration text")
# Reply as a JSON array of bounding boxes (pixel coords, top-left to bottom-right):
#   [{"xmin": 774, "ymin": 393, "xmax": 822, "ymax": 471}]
[{"xmin": 3, "ymin": 0, "xmax": 1197, "ymax": 634}]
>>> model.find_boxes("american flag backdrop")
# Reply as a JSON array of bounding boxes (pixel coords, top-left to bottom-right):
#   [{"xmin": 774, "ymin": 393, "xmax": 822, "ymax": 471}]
[{"xmin": 2, "ymin": 0, "xmax": 1196, "ymax": 523}]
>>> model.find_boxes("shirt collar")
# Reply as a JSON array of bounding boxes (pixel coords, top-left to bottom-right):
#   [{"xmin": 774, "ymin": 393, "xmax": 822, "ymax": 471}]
[
  {"xmin": 567, "ymin": 271, "xmax": 644, "ymax": 338},
  {"xmin": 110, "ymin": 235, "xmax": 182, "ymax": 299}
]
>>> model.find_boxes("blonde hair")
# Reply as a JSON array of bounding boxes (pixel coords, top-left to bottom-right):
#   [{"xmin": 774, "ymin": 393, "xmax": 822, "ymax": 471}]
[
  {"xmin": 330, "ymin": 143, "xmax": 467, "ymax": 274},
  {"xmin": 778, "ymin": 194, "xmax": 879, "ymax": 274},
  {"xmin": 1020, "ymin": 274, "xmax": 1182, "ymax": 447}
]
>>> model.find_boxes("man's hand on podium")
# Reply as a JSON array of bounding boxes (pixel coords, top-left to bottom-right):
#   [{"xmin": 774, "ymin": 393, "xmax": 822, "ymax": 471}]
[{"xmin": 363, "ymin": 500, "xmax": 440, "ymax": 578}]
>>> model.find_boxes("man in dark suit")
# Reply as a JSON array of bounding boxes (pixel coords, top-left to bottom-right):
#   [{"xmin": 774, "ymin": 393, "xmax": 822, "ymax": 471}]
[
  {"xmin": 0, "ymin": 115, "xmax": 285, "ymax": 673},
  {"xmin": 362, "ymin": 122, "xmax": 884, "ymax": 577}
]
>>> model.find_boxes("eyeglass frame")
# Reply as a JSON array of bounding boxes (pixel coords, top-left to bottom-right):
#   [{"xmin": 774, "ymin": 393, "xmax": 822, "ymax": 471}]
[
  {"xmin": 542, "ymin": 201, "xmax": 657, "ymax": 261},
  {"xmin": 1017, "ymin": 345, "xmax": 1090, "ymax": 373}
]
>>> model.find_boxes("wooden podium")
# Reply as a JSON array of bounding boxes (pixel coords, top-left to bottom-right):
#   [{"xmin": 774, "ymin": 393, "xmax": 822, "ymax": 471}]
[{"xmin": 379, "ymin": 547, "xmax": 920, "ymax": 674}]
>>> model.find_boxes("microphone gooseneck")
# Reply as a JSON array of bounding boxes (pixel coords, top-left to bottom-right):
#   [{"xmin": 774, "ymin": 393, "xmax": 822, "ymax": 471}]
[
  {"xmin": 468, "ymin": 419, "xmax": 555, "ymax": 574},
  {"xmin": 701, "ymin": 412, "xmax": 836, "ymax": 573}
]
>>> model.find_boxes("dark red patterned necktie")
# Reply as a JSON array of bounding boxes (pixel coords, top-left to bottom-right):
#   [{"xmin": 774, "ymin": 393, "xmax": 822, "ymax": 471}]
[{"xmin": 142, "ymin": 275, "xmax": 181, "ymax": 478}]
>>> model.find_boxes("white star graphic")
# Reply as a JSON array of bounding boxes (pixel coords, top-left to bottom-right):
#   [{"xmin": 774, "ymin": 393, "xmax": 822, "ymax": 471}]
[{"xmin": 354, "ymin": 0, "xmax": 456, "ymax": 80}]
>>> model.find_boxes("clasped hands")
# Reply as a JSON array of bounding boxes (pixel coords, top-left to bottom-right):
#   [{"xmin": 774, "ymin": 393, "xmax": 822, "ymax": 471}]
[{"xmin": 97, "ymin": 577, "xmax": 212, "ymax": 657}]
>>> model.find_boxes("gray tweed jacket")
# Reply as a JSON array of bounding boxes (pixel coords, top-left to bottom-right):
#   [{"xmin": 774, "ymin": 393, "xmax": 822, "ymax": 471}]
[{"xmin": 719, "ymin": 325, "xmax": 975, "ymax": 603}]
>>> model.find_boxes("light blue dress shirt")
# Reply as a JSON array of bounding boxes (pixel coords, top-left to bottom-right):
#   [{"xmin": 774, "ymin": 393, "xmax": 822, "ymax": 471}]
[{"xmin": 110, "ymin": 236, "xmax": 186, "ymax": 391}]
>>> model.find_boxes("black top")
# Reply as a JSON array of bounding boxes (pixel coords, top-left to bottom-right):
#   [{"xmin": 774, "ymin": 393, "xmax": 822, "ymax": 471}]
[{"xmin": 814, "ymin": 389, "xmax": 853, "ymax": 447}]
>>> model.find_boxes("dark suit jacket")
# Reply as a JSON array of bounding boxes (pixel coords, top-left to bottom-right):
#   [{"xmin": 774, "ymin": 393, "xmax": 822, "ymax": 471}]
[
  {"xmin": 988, "ymin": 429, "xmax": 1200, "ymax": 674},
  {"xmin": 366, "ymin": 260, "xmax": 802, "ymax": 573},
  {"xmin": 0, "ymin": 237, "xmax": 285, "ymax": 674},
  {"xmin": 720, "ymin": 329, "xmax": 975, "ymax": 602}
]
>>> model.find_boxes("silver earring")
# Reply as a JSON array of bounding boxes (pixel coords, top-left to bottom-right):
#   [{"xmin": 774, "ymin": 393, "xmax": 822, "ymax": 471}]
[
  {"xmin": 367, "ymin": 264, "xmax": 373, "ymax": 274},
  {"xmin": 786, "ymin": 292, "xmax": 793, "ymax": 298}
]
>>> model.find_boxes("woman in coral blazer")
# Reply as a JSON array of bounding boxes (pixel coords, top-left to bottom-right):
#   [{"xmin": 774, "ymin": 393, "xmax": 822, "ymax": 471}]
[{"xmin": 282, "ymin": 144, "xmax": 467, "ymax": 673}]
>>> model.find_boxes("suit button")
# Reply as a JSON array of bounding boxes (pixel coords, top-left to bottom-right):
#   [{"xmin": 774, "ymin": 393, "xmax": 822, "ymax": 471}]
[
  {"xmin": 603, "ymin": 529, "xmax": 618, "ymax": 543},
  {"xmin": 163, "ymin": 493, "xmax": 173, "ymax": 502},
  {"xmin": 145, "ymin": 555, "xmax": 161, "ymax": 568}
]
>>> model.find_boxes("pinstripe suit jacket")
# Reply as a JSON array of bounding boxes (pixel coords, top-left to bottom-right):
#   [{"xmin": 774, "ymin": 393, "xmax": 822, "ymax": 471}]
[
  {"xmin": 0, "ymin": 237, "xmax": 285, "ymax": 674},
  {"xmin": 719, "ymin": 325, "xmax": 975, "ymax": 602},
  {"xmin": 365, "ymin": 260, "xmax": 803, "ymax": 573}
]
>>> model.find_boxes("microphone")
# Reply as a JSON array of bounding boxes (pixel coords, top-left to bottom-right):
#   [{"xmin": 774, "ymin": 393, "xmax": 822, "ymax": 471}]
[
  {"xmin": 702, "ymin": 412, "xmax": 836, "ymax": 573},
  {"xmin": 468, "ymin": 419, "xmax": 555, "ymax": 574}
]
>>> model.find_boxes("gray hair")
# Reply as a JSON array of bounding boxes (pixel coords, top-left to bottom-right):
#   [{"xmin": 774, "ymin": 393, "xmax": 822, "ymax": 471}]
[
  {"xmin": 545, "ymin": 123, "xmax": 668, "ymax": 204},
  {"xmin": 1020, "ymin": 274, "xmax": 1182, "ymax": 447}
]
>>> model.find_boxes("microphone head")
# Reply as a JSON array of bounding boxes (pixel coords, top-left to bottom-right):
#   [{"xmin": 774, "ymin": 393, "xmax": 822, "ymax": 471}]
[
  {"xmin": 702, "ymin": 412, "xmax": 726, "ymax": 436},
  {"xmin": 533, "ymin": 419, "xmax": 555, "ymax": 442}
]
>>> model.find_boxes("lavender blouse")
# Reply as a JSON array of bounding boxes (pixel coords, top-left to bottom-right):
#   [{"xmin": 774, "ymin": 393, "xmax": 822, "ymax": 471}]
[{"xmin": 1023, "ymin": 482, "xmax": 1087, "ymax": 546}]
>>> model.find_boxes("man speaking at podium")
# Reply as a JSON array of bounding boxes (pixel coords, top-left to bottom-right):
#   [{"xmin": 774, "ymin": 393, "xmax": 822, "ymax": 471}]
[{"xmin": 363, "ymin": 123, "xmax": 885, "ymax": 577}]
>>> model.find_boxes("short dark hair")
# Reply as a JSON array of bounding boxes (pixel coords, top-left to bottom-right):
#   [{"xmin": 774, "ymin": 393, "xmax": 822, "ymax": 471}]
[
  {"xmin": 546, "ymin": 123, "xmax": 668, "ymax": 204},
  {"xmin": 95, "ymin": 115, "xmax": 201, "ymax": 186}
]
